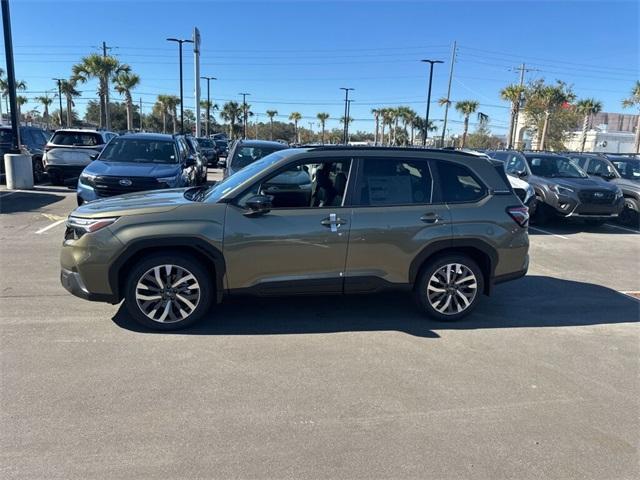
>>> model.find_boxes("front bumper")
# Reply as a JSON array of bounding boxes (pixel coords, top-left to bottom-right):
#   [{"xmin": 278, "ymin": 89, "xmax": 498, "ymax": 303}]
[
  {"xmin": 60, "ymin": 268, "xmax": 117, "ymax": 303},
  {"xmin": 548, "ymin": 194, "xmax": 624, "ymax": 218}
]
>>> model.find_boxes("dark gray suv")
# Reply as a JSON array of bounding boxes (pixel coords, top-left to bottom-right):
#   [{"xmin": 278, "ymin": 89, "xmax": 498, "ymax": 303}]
[{"xmin": 60, "ymin": 147, "xmax": 529, "ymax": 330}]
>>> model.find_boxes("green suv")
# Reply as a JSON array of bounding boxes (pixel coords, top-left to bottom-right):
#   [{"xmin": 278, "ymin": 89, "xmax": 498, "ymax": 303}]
[{"xmin": 60, "ymin": 147, "xmax": 529, "ymax": 330}]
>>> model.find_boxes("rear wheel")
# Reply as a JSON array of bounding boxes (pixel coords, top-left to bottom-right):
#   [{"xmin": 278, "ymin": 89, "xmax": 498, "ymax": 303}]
[
  {"xmin": 619, "ymin": 198, "xmax": 639, "ymax": 227},
  {"xmin": 124, "ymin": 253, "xmax": 213, "ymax": 330},
  {"xmin": 49, "ymin": 170, "xmax": 65, "ymax": 186},
  {"xmin": 414, "ymin": 254, "xmax": 484, "ymax": 322},
  {"xmin": 32, "ymin": 157, "xmax": 46, "ymax": 184}
]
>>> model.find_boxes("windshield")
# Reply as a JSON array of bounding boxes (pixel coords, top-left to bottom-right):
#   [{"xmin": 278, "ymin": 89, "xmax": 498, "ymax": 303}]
[
  {"xmin": 610, "ymin": 158, "xmax": 640, "ymax": 180},
  {"xmin": 230, "ymin": 146, "xmax": 285, "ymax": 170},
  {"xmin": 0, "ymin": 129, "xmax": 13, "ymax": 143},
  {"xmin": 203, "ymin": 150, "xmax": 290, "ymax": 202},
  {"xmin": 51, "ymin": 131, "xmax": 102, "ymax": 146},
  {"xmin": 100, "ymin": 138, "xmax": 178, "ymax": 164},
  {"xmin": 197, "ymin": 139, "xmax": 214, "ymax": 148},
  {"xmin": 526, "ymin": 155, "xmax": 587, "ymax": 179}
]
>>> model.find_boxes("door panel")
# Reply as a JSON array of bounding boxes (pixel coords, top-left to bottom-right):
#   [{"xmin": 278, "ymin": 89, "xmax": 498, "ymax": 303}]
[
  {"xmin": 344, "ymin": 205, "xmax": 452, "ymax": 289},
  {"xmin": 223, "ymin": 205, "xmax": 351, "ymax": 293}
]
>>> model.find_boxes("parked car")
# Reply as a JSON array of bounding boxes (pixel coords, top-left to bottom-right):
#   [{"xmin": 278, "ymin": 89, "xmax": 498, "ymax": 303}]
[
  {"xmin": 0, "ymin": 125, "xmax": 50, "ymax": 183},
  {"xmin": 61, "ymin": 146, "xmax": 529, "ymax": 330},
  {"xmin": 43, "ymin": 129, "xmax": 117, "ymax": 185},
  {"xmin": 566, "ymin": 153, "xmax": 640, "ymax": 226},
  {"xmin": 195, "ymin": 137, "xmax": 218, "ymax": 166},
  {"xmin": 184, "ymin": 136, "xmax": 208, "ymax": 185},
  {"xmin": 76, "ymin": 133, "xmax": 198, "ymax": 205},
  {"xmin": 224, "ymin": 139, "xmax": 288, "ymax": 178}
]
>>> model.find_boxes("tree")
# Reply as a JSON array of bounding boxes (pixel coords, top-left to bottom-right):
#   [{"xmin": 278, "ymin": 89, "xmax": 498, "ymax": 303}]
[
  {"xmin": 35, "ymin": 93, "xmax": 55, "ymax": 128},
  {"xmin": 621, "ymin": 81, "xmax": 640, "ymax": 153},
  {"xmin": 114, "ymin": 71, "xmax": 140, "ymax": 131},
  {"xmin": 0, "ymin": 77, "xmax": 26, "ymax": 119},
  {"xmin": 16, "ymin": 95, "xmax": 28, "ymax": 122},
  {"xmin": 500, "ymin": 84, "xmax": 525, "ymax": 149},
  {"xmin": 525, "ymin": 80, "xmax": 575, "ymax": 150},
  {"xmin": 220, "ymin": 101, "xmax": 242, "ymax": 139},
  {"xmin": 266, "ymin": 109, "xmax": 278, "ymax": 140},
  {"xmin": 155, "ymin": 95, "xmax": 171, "ymax": 133},
  {"xmin": 413, "ymin": 117, "xmax": 437, "ymax": 144},
  {"xmin": 371, "ymin": 108, "xmax": 380, "ymax": 145},
  {"xmin": 317, "ymin": 112, "xmax": 330, "ymax": 144},
  {"xmin": 455, "ymin": 100, "xmax": 480, "ymax": 148},
  {"xmin": 575, "ymin": 98, "xmax": 603, "ymax": 152},
  {"xmin": 380, "ymin": 108, "xmax": 394, "ymax": 145},
  {"xmin": 289, "ymin": 111, "xmax": 302, "ymax": 143},
  {"xmin": 156, "ymin": 95, "xmax": 179, "ymax": 134},
  {"xmin": 200, "ymin": 100, "xmax": 218, "ymax": 136},
  {"xmin": 72, "ymin": 53, "xmax": 129, "ymax": 129},
  {"xmin": 59, "ymin": 79, "xmax": 80, "ymax": 127},
  {"xmin": 85, "ymin": 100, "xmax": 134, "ymax": 131}
]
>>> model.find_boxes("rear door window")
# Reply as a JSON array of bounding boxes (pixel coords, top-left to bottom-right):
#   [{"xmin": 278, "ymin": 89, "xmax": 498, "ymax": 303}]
[
  {"xmin": 436, "ymin": 161, "xmax": 486, "ymax": 203},
  {"xmin": 354, "ymin": 157, "xmax": 433, "ymax": 206},
  {"xmin": 51, "ymin": 131, "xmax": 103, "ymax": 146}
]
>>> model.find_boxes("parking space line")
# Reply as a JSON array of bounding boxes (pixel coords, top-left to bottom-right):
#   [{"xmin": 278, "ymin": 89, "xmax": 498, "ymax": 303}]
[
  {"xmin": 529, "ymin": 227, "xmax": 569, "ymax": 240},
  {"xmin": 35, "ymin": 219, "xmax": 66, "ymax": 234},
  {"xmin": 0, "ymin": 191, "xmax": 20, "ymax": 198},
  {"xmin": 604, "ymin": 224, "xmax": 639, "ymax": 234}
]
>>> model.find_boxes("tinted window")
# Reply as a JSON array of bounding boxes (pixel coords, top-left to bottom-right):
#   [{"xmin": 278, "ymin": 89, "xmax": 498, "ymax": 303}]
[
  {"xmin": 585, "ymin": 158, "xmax": 616, "ymax": 177},
  {"xmin": 610, "ymin": 158, "xmax": 640, "ymax": 179},
  {"xmin": 99, "ymin": 138, "xmax": 177, "ymax": 164},
  {"xmin": 0, "ymin": 129, "xmax": 13, "ymax": 143},
  {"xmin": 231, "ymin": 146, "xmax": 285, "ymax": 170},
  {"xmin": 490, "ymin": 151, "xmax": 509, "ymax": 161},
  {"xmin": 22, "ymin": 130, "xmax": 36, "ymax": 145},
  {"xmin": 197, "ymin": 139, "xmax": 214, "ymax": 148},
  {"xmin": 51, "ymin": 131, "xmax": 103, "ymax": 146},
  {"xmin": 355, "ymin": 158, "xmax": 433, "ymax": 206},
  {"xmin": 437, "ymin": 161, "xmax": 486, "ymax": 203},
  {"xmin": 504, "ymin": 154, "xmax": 527, "ymax": 175},
  {"xmin": 526, "ymin": 155, "xmax": 587, "ymax": 178}
]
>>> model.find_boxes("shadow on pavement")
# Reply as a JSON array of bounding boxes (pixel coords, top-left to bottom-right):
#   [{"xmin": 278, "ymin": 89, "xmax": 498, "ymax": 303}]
[
  {"xmin": 112, "ymin": 275, "xmax": 639, "ymax": 337},
  {"xmin": 0, "ymin": 191, "xmax": 66, "ymax": 213}
]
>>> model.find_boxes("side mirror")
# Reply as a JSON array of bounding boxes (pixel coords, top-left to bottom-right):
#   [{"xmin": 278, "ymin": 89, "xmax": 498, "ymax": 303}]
[
  {"xmin": 89, "ymin": 153, "xmax": 99, "ymax": 160},
  {"xmin": 244, "ymin": 195, "xmax": 272, "ymax": 216},
  {"xmin": 515, "ymin": 169, "xmax": 527, "ymax": 178},
  {"xmin": 185, "ymin": 155, "xmax": 196, "ymax": 167}
]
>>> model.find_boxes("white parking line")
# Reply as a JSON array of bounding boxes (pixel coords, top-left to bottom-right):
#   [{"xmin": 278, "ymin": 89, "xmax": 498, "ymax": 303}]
[
  {"xmin": 529, "ymin": 227, "xmax": 569, "ymax": 240},
  {"xmin": 605, "ymin": 223, "xmax": 639, "ymax": 234},
  {"xmin": 0, "ymin": 191, "xmax": 20, "ymax": 198},
  {"xmin": 35, "ymin": 219, "xmax": 66, "ymax": 234}
]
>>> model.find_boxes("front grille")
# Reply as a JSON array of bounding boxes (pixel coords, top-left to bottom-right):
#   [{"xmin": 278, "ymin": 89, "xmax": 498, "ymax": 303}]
[
  {"xmin": 93, "ymin": 176, "xmax": 163, "ymax": 197},
  {"xmin": 513, "ymin": 187, "xmax": 527, "ymax": 203},
  {"xmin": 578, "ymin": 189, "xmax": 615, "ymax": 204}
]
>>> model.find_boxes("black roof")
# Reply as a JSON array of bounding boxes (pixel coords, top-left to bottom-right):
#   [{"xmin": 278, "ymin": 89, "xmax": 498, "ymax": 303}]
[
  {"xmin": 299, "ymin": 145, "xmax": 479, "ymax": 157},
  {"xmin": 118, "ymin": 132, "xmax": 176, "ymax": 141}
]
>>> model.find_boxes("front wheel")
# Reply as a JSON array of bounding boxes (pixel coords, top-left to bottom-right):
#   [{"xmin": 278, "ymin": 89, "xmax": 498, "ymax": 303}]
[
  {"xmin": 619, "ymin": 198, "xmax": 639, "ymax": 227},
  {"xmin": 124, "ymin": 253, "xmax": 214, "ymax": 330},
  {"xmin": 414, "ymin": 255, "xmax": 484, "ymax": 322}
]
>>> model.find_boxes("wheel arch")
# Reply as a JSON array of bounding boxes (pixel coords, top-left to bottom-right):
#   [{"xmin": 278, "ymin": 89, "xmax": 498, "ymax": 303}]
[
  {"xmin": 409, "ymin": 239, "xmax": 497, "ymax": 296},
  {"xmin": 109, "ymin": 238, "xmax": 225, "ymax": 304}
]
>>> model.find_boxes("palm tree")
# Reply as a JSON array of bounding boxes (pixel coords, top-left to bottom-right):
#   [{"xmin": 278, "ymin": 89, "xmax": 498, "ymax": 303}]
[
  {"xmin": 114, "ymin": 71, "xmax": 140, "ymax": 131},
  {"xmin": 16, "ymin": 95, "xmax": 28, "ymax": 123},
  {"xmin": 317, "ymin": 112, "xmax": 330, "ymax": 144},
  {"xmin": 0, "ymin": 77, "xmax": 27, "ymax": 118},
  {"xmin": 371, "ymin": 108, "xmax": 380, "ymax": 145},
  {"xmin": 381, "ymin": 108, "xmax": 394, "ymax": 145},
  {"xmin": 72, "ymin": 53, "xmax": 129, "ymax": 129},
  {"xmin": 156, "ymin": 95, "xmax": 180, "ymax": 134},
  {"xmin": 455, "ymin": 100, "xmax": 480, "ymax": 148},
  {"xmin": 622, "ymin": 81, "xmax": 640, "ymax": 153},
  {"xmin": 35, "ymin": 93, "xmax": 55, "ymax": 128},
  {"xmin": 528, "ymin": 82, "xmax": 574, "ymax": 150},
  {"xmin": 405, "ymin": 108, "xmax": 418, "ymax": 146},
  {"xmin": 500, "ymin": 84, "xmax": 525, "ymax": 149},
  {"xmin": 414, "ymin": 117, "xmax": 438, "ymax": 144},
  {"xmin": 220, "ymin": 101, "xmax": 242, "ymax": 139},
  {"xmin": 199, "ymin": 100, "xmax": 218, "ymax": 136},
  {"xmin": 575, "ymin": 98, "xmax": 603, "ymax": 152},
  {"xmin": 59, "ymin": 79, "xmax": 80, "ymax": 127},
  {"xmin": 154, "ymin": 96, "xmax": 169, "ymax": 133},
  {"xmin": 289, "ymin": 111, "xmax": 302, "ymax": 143},
  {"xmin": 266, "ymin": 109, "xmax": 278, "ymax": 140}
]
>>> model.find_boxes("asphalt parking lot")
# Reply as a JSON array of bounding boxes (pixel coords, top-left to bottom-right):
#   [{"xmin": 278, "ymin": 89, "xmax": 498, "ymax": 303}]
[{"xmin": 1, "ymin": 173, "xmax": 638, "ymax": 479}]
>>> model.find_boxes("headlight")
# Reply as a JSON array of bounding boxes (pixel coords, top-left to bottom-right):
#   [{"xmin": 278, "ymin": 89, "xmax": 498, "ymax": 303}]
[
  {"xmin": 524, "ymin": 184, "xmax": 535, "ymax": 204},
  {"xmin": 79, "ymin": 173, "xmax": 97, "ymax": 186},
  {"xmin": 551, "ymin": 185, "xmax": 574, "ymax": 195},
  {"xmin": 66, "ymin": 216, "xmax": 118, "ymax": 234}
]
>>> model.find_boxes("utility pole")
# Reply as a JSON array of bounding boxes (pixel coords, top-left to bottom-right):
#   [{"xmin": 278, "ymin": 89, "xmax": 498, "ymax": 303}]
[
  {"xmin": 167, "ymin": 37, "xmax": 194, "ymax": 134},
  {"xmin": 139, "ymin": 97, "xmax": 143, "ymax": 131},
  {"xmin": 340, "ymin": 87, "xmax": 354, "ymax": 144},
  {"xmin": 239, "ymin": 92, "xmax": 250, "ymax": 139},
  {"xmin": 440, "ymin": 41, "xmax": 457, "ymax": 148},
  {"xmin": 193, "ymin": 28, "xmax": 201, "ymax": 137},
  {"xmin": 200, "ymin": 76, "xmax": 216, "ymax": 137},
  {"xmin": 102, "ymin": 41, "xmax": 112, "ymax": 130},
  {"xmin": 2, "ymin": 0, "xmax": 20, "ymax": 151},
  {"xmin": 53, "ymin": 78, "xmax": 64, "ymax": 127},
  {"xmin": 510, "ymin": 63, "xmax": 537, "ymax": 149},
  {"xmin": 421, "ymin": 59, "xmax": 443, "ymax": 147}
]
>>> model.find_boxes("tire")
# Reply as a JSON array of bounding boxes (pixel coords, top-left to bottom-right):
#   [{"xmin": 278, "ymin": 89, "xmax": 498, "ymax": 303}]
[
  {"xmin": 414, "ymin": 254, "xmax": 484, "ymax": 322},
  {"xmin": 32, "ymin": 157, "xmax": 46, "ymax": 184},
  {"xmin": 619, "ymin": 198, "xmax": 639, "ymax": 227},
  {"xmin": 124, "ymin": 253, "xmax": 214, "ymax": 330},
  {"xmin": 49, "ymin": 170, "xmax": 65, "ymax": 186},
  {"xmin": 533, "ymin": 199, "xmax": 552, "ymax": 225}
]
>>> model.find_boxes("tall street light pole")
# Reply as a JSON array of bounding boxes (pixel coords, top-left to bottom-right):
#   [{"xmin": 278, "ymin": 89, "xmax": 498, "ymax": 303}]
[
  {"xmin": 2, "ymin": 0, "xmax": 20, "ymax": 151},
  {"xmin": 52, "ymin": 78, "xmax": 64, "ymax": 127},
  {"xmin": 200, "ymin": 76, "xmax": 216, "ymax": 137},
  {"xmin": 340, "ymin": 87, "xmax": 354, "ymax": 144},
  {"xmin": 167, "ymin": 37, "xmax": 194, "ymax": 134},
  {"xmin": 421, "ymin": 59, "xmax": 443, "ymax": 147},
  {"xmin": 239, "ymin": 92, "xmax": 250, "ymax": 139}
]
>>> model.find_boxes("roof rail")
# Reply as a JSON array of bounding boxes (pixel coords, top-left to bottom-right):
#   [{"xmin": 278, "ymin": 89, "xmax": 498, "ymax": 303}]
[{"xmin": 296, "ymin": 144, "xmax": 479, "ymax": 157}]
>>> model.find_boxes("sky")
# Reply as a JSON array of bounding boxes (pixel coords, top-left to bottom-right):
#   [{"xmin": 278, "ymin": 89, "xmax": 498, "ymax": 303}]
[{"xmin": 3, "ymin": 0, "xmax": 639, "ymax": 136}]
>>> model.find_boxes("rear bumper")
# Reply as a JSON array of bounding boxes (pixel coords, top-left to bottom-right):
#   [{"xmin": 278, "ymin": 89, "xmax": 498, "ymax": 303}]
[
  {"xmin": 45, "ymin": 164, "xmax": 86, "ymax": 178},
  {"xmin": 493, "ymin": 254, "xmax": 529, "ymax": 286},
  {"xmin": 60, "ymin": 268, "xmax": 118, "ymax": 303}
]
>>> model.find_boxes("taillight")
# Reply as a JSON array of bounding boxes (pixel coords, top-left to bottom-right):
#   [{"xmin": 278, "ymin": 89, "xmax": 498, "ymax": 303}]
[{"xmin": 507, "ymin": 206, "xmax": 529, "ymax": 228}]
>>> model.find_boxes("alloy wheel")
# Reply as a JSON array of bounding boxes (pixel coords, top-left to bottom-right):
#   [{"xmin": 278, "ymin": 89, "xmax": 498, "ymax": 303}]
[
  {"xmin": 135, "ymin": 264, "xmax": 201, "ymax": 323},
  {"xmin": 427, "ymin": 263, "xmax": 478, "ymax": 315}
]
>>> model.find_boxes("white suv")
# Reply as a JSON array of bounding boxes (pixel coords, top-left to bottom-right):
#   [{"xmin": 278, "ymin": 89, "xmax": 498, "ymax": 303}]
[{"xmin": 43, "ymin": 129, "xmax": 117, "ymax": 185}]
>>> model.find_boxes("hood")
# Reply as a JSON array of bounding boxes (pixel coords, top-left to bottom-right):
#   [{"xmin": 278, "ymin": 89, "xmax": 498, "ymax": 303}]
[
  {"xmin": 72, "ymin": 187, "xmax": 196, "ymax": 218},
  {"xmin": 550, "ymin": 176, "xmax": 619, "ymax": 191},
  {"xmin": 612, "ymin": 177, "xmax": 640, "ymax": 191},
  {"xmin": 85, "ymin": 160, "xmax": 181, "ymax": 178}
]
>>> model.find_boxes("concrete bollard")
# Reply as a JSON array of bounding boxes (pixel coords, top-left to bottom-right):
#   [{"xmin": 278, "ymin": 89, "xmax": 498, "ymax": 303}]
[{"xmin": 3, "ymin": 154, "xmax": 34, "ymax": 190}]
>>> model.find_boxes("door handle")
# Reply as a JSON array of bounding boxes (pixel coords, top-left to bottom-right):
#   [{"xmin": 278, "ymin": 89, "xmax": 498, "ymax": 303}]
[
  {"xmin": 420, "ymin": 213, "xmax": 443, "ymax": 224},
  {"xmin": 321, "ymin": 213, "xmax": 348, "ymax": 232}
]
